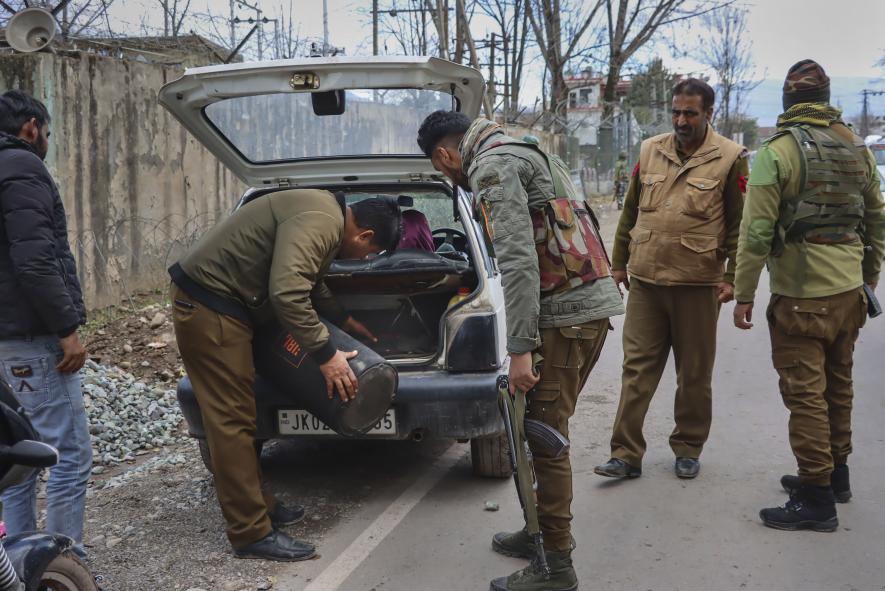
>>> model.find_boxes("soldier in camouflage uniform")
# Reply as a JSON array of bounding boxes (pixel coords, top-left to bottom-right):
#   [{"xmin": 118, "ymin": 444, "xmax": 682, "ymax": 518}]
[
  {"xmin": 733, "ymin": 60, "xmax": 885, "ymax": 531},
  {"xmin": 417, "ymin": 111, "xmax": 624, "ymax": 591}
]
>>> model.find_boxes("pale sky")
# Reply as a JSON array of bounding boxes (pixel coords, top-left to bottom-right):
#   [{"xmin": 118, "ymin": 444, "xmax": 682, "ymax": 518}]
[{"xmin": 110, "ymin": 0, "xmax": 885, "ymax": 107}]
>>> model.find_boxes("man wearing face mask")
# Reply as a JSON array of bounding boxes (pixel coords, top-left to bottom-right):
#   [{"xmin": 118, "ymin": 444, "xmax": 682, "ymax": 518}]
[
  {"xmin": 0, "ymin": 90, "xmax": 91, "ymax": 558},
  {"xmin": 594, "ymin": 78, "xmax": 749, "ymax": 481}
]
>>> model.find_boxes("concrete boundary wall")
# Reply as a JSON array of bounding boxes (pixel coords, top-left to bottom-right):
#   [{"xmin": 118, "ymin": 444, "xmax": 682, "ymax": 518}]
[
  {"xmin": 0, "ymin": 52, "xmax": 243, "ymax": 309},
  {"xmin": 0, "ymin": 53, "xmax": 567, "ymax": 310}
]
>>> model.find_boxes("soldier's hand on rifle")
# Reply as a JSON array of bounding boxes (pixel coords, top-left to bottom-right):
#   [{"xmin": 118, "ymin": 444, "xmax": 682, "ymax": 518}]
[
  {"xmin": 717, "ymin": 282, "xmax": 735, "ymax": 303},
  {"xmin": 320, "ymin": 350, "xmax": 359, "ymax": 402},
  {"xmin": 509, "ymin": 352, "xmax": 539, "ymax": 394},
  {"xmin": 733, "ymin": 302, "xmax": 754, "ymax": 330},
  {"xmin": 612, "ymin": 269, "xmax": 630, "ymax": 291}
]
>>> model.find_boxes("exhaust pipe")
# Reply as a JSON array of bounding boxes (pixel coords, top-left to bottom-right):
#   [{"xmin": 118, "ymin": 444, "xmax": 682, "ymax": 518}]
[{"xmin": 410, "ymin": 429, "xmax": 426, "ymax": 442}]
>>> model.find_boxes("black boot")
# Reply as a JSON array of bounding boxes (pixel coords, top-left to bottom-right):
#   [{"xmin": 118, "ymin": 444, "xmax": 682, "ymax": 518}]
[
  {"xmin": 781, "ymin": 464, "xmax": 851, "ymax": 503},
  {"xmin": 760, "ymin": 485, "xmax": 838, "ymax": 532},
  {"xmin": 489, "ymin": 550, "xmax": 578, "ymax": 591}
]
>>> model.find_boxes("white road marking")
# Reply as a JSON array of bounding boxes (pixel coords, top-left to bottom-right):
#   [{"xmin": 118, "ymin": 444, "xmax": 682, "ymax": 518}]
[{"xmin": 302, "ymin": 445, "xmax": 467, "ymax": 591}]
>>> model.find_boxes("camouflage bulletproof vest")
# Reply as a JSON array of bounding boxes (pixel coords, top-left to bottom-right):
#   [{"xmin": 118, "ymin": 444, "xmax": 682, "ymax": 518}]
[
  {"xmin": 773, "ymin": 124, "xmax": 868, "ymax": 252},
  {"xmin": 478, "ymin": 140, "xmax": 612, "ymax": 294}
]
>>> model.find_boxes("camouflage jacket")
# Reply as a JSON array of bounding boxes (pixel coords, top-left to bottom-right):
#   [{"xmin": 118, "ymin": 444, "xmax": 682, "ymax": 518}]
[{"xmin": 459, "ymin": 119, "xmax": 624, "ymax": 354}]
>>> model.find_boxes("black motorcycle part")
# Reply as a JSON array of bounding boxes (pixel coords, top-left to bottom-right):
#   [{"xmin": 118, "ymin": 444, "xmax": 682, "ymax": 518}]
[{"xmin": 3, "ymin": 532, "xmax": 71, "ymax": 591}]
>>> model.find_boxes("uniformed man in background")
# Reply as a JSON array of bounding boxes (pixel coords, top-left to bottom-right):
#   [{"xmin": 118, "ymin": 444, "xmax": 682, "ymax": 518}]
[
  {"xmin": 613, "ymin": 151, "xmax": 628, "ymax": 209},
  {"xmin": 733, "ymin": 60, "xmax": 885, "ymax": 531},
  {"xmin": 594, "ymin": 78, "xmax": 748, "ymax": 481},
  {"xmin": 418, "ymin": 111, "xmax": 624, "ymax": 591},
  {"xmin": 170, "ymin": 191, "xmax": 401, "ymax": 560}
]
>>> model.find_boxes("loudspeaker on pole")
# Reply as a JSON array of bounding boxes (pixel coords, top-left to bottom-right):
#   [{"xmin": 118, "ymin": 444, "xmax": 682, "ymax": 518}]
[{"xmin": 5, "ymin": 7, "xmax": 58, "ymax": 53}]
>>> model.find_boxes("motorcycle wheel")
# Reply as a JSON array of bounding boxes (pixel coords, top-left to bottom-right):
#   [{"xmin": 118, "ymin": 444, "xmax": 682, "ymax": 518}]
[{"xmin": 39, "ymin": 551, "xmax": 98, "ymax": 591}]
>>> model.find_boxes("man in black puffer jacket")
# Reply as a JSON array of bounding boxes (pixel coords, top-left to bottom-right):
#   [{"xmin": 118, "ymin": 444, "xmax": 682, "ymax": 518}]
[{"xmin": 0, "ymin": 90, "xmax": 91, "ymax": 559}]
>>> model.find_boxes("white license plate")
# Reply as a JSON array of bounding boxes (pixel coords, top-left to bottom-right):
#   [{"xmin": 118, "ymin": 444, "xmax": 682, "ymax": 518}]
[{"xmin": 277, "ymin": 409, "xmax": 396, "ymax": 436}]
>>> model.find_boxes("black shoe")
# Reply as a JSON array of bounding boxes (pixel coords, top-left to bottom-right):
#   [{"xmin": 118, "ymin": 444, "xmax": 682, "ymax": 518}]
[
  {"xmin": 781, "ymin": 464, "xmax": 851, "ymax": 503},
  {"xmin": 269, "ymin": 502, "xmax": 306, "ymax": 527},
  {"xmin": 674, "ymin": 457, "xmax": 700, "ymax": 479},
  {"xmin": 760, "ymin": 485, "xmax": 838, "ymax": 532},
  {"xmin": 594, "ymin": 458, "xmax": 641, "ymax": 479},
  {"xmin": 234, "ymin": 530, "xmax": 316, "ymax": 562}
]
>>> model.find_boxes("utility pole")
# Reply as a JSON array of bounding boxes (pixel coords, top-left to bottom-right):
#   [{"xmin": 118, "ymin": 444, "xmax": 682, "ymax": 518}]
[
  {"xmin": 488, "ymin": 32, "xmax": 496, "ymax": 110},
  {"xmin": 236, "ymin": 0, "xmax": 264, "ymax": 59},
  {"xmin": 372, "ymin": 0, "xmax": 379, "ymax": 55},
  {"xmin": 502, "ymin": 31, "xmax": 509, "ymax": 122},
  {"xmin": 860, "ymin": 89, "xmax": 885, "ymax": 138},
  {"xmin": 229, "ymin": 0, "xmax": 236, "ymax": 48},
  {"xmin": 323, "ymin": 0, "xmax": 330, "ymax": 55},
  {"xmin": 862, "ymin": 89, "xmax": 871, "ymax": 137}
]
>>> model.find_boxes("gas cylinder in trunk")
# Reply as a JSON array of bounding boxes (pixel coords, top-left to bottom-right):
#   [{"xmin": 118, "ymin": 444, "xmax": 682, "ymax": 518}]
[{"xmin": 252, "ymin": 320, "xmax": 397, "ymax": 437}]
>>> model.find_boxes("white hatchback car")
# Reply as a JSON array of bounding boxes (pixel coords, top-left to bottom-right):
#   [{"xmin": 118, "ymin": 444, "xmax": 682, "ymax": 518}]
[{"xmin": 159, "ymin": 57, "xmax": 512, "ymax": 477}]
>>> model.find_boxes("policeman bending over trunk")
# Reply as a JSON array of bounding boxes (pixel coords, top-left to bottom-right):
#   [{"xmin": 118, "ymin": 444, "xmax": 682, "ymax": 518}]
[{"xmin": 169, "ymin": 190, "xmax": 401, "ymax": 561}]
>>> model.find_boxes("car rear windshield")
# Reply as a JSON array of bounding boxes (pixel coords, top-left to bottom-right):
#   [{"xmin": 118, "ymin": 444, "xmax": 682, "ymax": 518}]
[{"xmin": 204, "ymin": 89, "xmax": 455, "ymax": 163}]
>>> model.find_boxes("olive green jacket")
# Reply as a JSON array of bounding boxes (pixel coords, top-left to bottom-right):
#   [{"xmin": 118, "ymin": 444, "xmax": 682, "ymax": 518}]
[
  {"xmin": 176, "ymin": 189, "xmax": 347, "ymax": 362},
  {"xmin": 460, "ymin": 120, "xmax": 624, "ymax": 354},
  {"xmin": 734, "ymin": 122, "xmax": 885, "ymax": 302}
]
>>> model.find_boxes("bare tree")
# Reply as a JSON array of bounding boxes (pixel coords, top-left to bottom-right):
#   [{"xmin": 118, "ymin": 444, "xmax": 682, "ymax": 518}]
[
  {"xmin": 158, "ymin": 0, "xmax": 192, "ymax": 39},
  {"xmin": 475, "ymin": 0, "xmax": 533, "ymax": 121},
  {"xmin": 596, "ymin": 0, "xmax": 732, "ymax": 167},
  {"xmin": 423, "ymin": 0, "xmax": 450, "ymax": 58},
  {"xmin": 378, "ymin": 0, "xmax": 431, "ymax": 55},
  {"xmin": 527, "ymin": 0, "xmax": 606, "ymax": 132},
  {"xmin": 270, "ymin": 1, "xmax": 303, "ymax": 59},
  {"xmin": 699, "ymin": 4, "xmax": 760, "ymax": 139}
]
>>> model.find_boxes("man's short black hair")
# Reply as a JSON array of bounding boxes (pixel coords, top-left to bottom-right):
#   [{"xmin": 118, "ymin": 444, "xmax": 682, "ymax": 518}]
[
  {"xmin": 0, "ymin": 90, "xmax": 51, "ymax": 136},
  {"xmin": 671, "ymin": 78, "xmax": 715, "ymax": 111},
  {"xmin": 351, "ymin": 196, "xmax": 403, "ymax": 252},
  {"xmin": 417, "ymin": 110, "xmax": 472, "ymax": 157}
]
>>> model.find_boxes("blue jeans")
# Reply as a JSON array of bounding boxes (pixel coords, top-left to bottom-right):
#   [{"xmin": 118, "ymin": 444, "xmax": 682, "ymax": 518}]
[{"xmin": 0, "ymin": 336, "xmax": 92, "ymax": 558}]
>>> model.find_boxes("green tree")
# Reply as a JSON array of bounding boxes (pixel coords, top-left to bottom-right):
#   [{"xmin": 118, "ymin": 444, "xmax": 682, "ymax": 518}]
[{"xmin": 625, "ymin": 58, "xmax": 679, "ymax": 135}]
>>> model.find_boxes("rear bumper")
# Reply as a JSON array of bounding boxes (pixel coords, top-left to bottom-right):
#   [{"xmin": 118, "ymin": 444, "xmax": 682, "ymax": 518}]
[{"xmin": 176, "ymin": 369, "xmax": 504, "ymax": 442}]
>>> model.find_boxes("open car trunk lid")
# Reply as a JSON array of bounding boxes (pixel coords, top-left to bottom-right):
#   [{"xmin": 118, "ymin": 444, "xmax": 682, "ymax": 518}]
[{"xmin": 158, "ymin": 56, "xmax": 486, "ymax": 188}]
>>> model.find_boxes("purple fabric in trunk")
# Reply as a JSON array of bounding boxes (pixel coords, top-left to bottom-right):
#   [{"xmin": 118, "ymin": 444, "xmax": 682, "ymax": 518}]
[{"xmin": 398, "ymin": 209, "xmax": 434, "ymax": 252}]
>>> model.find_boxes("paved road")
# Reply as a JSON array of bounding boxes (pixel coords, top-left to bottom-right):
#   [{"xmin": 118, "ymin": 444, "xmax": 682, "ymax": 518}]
[{"xmin": 261, "ymin": 208, "xmax": 884, "ymax": 591}]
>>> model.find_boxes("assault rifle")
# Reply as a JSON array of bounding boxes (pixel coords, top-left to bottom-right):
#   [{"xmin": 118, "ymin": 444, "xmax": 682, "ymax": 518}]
[{"xmin": 497, "ymin": 374, "xmax": 570, "ymax": 578}]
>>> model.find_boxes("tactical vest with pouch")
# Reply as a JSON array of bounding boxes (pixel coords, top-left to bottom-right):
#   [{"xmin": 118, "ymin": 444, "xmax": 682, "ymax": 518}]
[
  {"xmin": 771, "ymin": 123, "xmax": 868, "ymax": 255},
  {"xmin": 475, "ymin": 140, "xmax": 612, "ymax": 294}
]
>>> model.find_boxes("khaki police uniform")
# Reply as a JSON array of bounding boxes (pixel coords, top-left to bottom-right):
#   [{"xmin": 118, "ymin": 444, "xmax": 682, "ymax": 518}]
[
  {"xmin": 170, "ymin": 189, "xmax": 349, "ymax": 548},
  {"xmin": 609, "ymin": 126, "xmax": 748, "ymax": 466}
]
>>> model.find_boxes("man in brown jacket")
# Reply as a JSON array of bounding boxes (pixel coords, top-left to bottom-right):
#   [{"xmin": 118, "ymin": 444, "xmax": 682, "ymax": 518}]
[
  {"xmin": 595, "ymin": 78, "xmax": 749, "ymax": 480},
  {"xmin": 169, "ymin": 189, "xmax": 401, "ymax": 560}
]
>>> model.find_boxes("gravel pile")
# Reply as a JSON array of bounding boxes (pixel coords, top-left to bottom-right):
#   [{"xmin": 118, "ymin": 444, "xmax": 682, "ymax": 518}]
[{"xmin": 81, "ymin": 359, "xmax": 187, "ymax": 468}]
